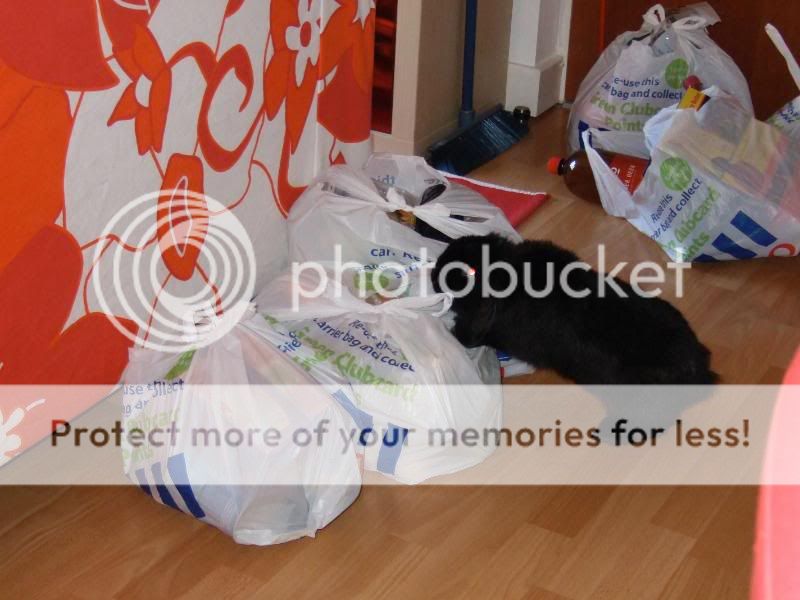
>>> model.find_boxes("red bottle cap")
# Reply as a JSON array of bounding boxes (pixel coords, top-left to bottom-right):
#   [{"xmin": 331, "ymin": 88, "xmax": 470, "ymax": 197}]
[
  {"xmin": 547, "ymin": 157, "xmax": 563, "ymax": 175},
  {"xmin": 683, "ymin": 75, "xmax": 702, "ymax": 90}
]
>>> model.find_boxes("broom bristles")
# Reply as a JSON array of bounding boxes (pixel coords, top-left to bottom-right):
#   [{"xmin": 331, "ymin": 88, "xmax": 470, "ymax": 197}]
[{"xmin": 428, "ymin": 108, "xmax": 527, "ymax": 176}]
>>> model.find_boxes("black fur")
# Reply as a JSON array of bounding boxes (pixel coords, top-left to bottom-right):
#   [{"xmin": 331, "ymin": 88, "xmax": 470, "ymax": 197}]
[{"xmin": 432, "ymin": 234, "xmax": 717, "ymax": 385}]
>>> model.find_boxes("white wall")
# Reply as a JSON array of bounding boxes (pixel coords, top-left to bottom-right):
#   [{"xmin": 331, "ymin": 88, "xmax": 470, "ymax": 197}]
[{"xmin": 505, "ymin": 0, "xmax": 572, "ymax": 115}]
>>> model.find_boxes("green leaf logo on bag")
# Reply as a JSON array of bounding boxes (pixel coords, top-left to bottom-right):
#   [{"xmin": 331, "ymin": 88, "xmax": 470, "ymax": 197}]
[
  {"xmin": 165, "ymin": 350, "xmax": 196, "ymax": 380},
  {"xmin": 660, "ymin": 158, "xmax": 693, "ymax": 191},
  {"xmin": 353, "ymin": 271, "xmax": 392, "ymax": 294},
  {"xmin": 665, "ymin": 58, "xmax": 689, "ymax": 90}
]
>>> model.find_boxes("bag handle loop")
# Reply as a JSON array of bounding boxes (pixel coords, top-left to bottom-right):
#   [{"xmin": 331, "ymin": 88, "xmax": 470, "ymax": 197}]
[
  {"xmin": 672, "ymin": 16, "xmax": 708, "ymax": 32},
  {"xmin": 642, "ymin": 4, "xmax": 666, "ymax": 28},
  {"xmin": 766, "ymin": 24, "xmax": 800, "ymax": 92},
  {"xmin": 374, "ymin": 292, "xmax": 454, "ymax": 320},
  {"xmin": 385, "ymin": 188, "xmax": 452, "ymax": 218}
]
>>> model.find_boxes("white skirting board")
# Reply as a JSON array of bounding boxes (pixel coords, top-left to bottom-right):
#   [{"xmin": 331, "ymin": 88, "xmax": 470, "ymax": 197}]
[
  {"xmin": 504, "ymin": 0, "xmax": 572, "ymax": 116},
  {"xmin": 506, "ymin": 54, "xmax": 565, "ymax": 117}
]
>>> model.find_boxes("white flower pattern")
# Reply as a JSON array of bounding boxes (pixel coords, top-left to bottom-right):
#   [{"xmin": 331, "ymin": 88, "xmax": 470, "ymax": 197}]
[
  {"xmin": 0, "ymin": 408, "xmax": 24, "ymax": 467},
  {"xmin": 285, "ymin": 0, "xmax": 322, "ymax": 86},
  {"xmin": 0, "ymin": 400, "xmax": 46, "ymax": 467},
  {"xmin": 5, "ymin": 1, "xmax": 376, "ymax": 460},
  {"xmin": 354, "ymin": 0, "xmax": 375, "ymax": 26}
]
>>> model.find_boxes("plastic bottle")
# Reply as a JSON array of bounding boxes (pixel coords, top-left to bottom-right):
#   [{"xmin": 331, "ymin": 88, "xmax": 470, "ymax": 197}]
[{"xmin": 547, "ymin": 150, "xmax": 650, "ymax": 205}]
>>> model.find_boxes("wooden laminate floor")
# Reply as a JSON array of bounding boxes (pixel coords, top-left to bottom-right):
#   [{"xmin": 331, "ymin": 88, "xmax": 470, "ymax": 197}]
[{"xmin": 3, "ymin": 108, "xmax": 798, "ymax": 599}]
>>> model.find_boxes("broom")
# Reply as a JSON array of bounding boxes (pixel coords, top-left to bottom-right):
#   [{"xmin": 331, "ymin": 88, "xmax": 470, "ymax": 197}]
[{"xmin": 428, "ymin": 0, "xmax": 529, "ymax": 176}]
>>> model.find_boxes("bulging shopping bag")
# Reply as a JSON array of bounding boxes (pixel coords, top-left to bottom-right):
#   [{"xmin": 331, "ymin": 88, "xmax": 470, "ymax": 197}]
[
  {"xmin": 122, "ymin": 308, "xmax": 362, "ymax": 545},
  {"xmin": 245, "ymin": 267, "xmax": 503, "ymax": 485},
  {"xmin": 584, "ymin": 89, "xmax": 800, "ymax": 262},
  {"xmin": 567, "ymin": 3, "xmax": 751, "ymax": 151},
  {"xmin": 287, "ymin": 154, "xmax": 521, "ymax": 265},
  {"xmin": 286, "ymin": 155, "xmax": 528, "ymax": 379}
]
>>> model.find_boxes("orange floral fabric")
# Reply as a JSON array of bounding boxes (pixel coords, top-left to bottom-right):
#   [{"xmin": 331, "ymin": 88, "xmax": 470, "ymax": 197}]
[{"xmin": 0, "ymin": 0, "xmax": 375, "ymax": 462}]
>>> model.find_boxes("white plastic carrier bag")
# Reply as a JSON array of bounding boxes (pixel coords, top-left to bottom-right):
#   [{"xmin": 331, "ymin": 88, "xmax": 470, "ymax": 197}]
[
  {"xmin": 286, "ymin": 155, "xmax": 522, "ymax": 379},
  {"xmin": 122, "ymin": 308, "xmax": 362, "ymax": 546},
  {"xmin": 584, "ymin": 88, "xmax": 800, "ymax": 262},
  {"xmin": 567, "ymin": 3, "xmax": 752, "ymax": 151},
  {"xmin": 287, "ymin": 154, "xmax": 521, "ymax": 266},
  {"xmin": 766, "ymin": 24, "xmax": 800, "ymax": 139},
  {"xmin": 245, "ymin": 267, "xmax": 503, "ymax": 485}
]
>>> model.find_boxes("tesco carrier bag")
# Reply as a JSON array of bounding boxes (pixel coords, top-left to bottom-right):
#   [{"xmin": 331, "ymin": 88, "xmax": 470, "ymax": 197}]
[
  {"xmin": 568, "ymin": 3, "xmax": 751, "ymax": 151},
  {"xmin": 288, "ymin": 155, "xmax": 521, "ymax": 266},
  {"xmin": 584, "ymin": 88, "xmax": 800, "ymax": 262},
  {"xmin": 286, "ymin": 156, "xmax": 530, "ymax": 379},
  {"xmin": 122, "ymin": 310, "xmax": 362, "ymax": 545},
  {"xmin": 245, "ymin": 267, "xmax": 502, "ymax": 485}
]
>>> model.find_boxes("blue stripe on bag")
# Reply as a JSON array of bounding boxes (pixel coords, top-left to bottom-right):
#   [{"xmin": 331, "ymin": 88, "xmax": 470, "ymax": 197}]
[
  {"xmin": 730, "ymin": 211, "xmax": 777, "ymax": 247},
  {"xmin": 578, "ymin": 121, "xmax": 608, "ymax": 150},
  {"xmin": 332, "ymin": 389, "xmax": 374, "ymax": 436},
  {"xmin": 377, "ymin": 425, "xmax": 409, "ymax": 476},
  {"xmin": 150, "ymin": 462, "xmax": 180, "ymax": 510},
  {"xmin": 693, "ymin": 254, "xmax": 718, "ymax": 263},
  {"xmin": 134, "ymin": 468, "xmax": 152, "ymax": 496},
  {"xmin": 167, "ymin": 454, "xmax": 206, "ymax": 519},
  {"xmin": 711, "ymin": 233, "xmax": 758, "ymax": 260},
  {"xmin": 332, "ymin": 389, "xmax": 409, "ymax": 476}
]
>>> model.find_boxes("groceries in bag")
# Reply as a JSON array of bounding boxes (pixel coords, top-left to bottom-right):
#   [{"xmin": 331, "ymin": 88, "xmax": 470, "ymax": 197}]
[
  {"xmin": 245, "ymin": 267, "xmax": 503, "ymax": 485},
  {"xmin": 288, "ymin": 154, "xmax": 521, "ymax": 266},
  {"xmin": 379, "ymin": 181, "xmax": 492, "ymax": 244},
  {"xmin": 548, "ymin": 149, "xmax": 650, "ymax": 204},
  {"xmin": 122, "ymin": 309, "xmax": 362, "ymax": 546},
  {"xmin": 567, "ymin": 3, "xmax": 751, "ymax": 151},
  {"xmin": 497, "ymin": 351, "xmax": 536, "ymax": 378},
  {"xmin": 583, "ymin": 89, "xmax": 800, "ymax": 262},
  {"xmin": 287, "ymin": 155, "xmax": 517, "ymax": 384}
]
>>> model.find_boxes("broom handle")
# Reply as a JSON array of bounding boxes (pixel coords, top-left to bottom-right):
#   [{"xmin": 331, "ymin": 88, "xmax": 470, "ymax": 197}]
[{"xmin": 460, "ymin": 0, "xmax": 478, "ymax": 127}]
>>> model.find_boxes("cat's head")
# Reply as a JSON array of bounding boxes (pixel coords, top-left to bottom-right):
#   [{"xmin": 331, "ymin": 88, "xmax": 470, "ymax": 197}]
[{"xmin": 431, "ymin": 234, "xmax": 517, "ymax": 311}]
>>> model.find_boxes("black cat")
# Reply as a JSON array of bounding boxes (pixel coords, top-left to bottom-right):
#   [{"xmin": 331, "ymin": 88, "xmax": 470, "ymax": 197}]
[{"xmin": 432, "ymin": 234, "xmax": 717, "ymax": 385}]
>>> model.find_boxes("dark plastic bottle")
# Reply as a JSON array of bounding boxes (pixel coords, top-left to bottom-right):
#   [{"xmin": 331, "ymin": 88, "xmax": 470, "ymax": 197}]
[{"xmin": 547, "ymin": 150, "xmax": 650, "ymax": 205}]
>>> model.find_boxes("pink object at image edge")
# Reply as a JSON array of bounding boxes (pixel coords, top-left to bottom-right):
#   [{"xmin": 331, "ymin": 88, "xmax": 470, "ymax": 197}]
[{"xmin": 751, "ymin": 350, "xmax": 800, "ymax": 599}]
